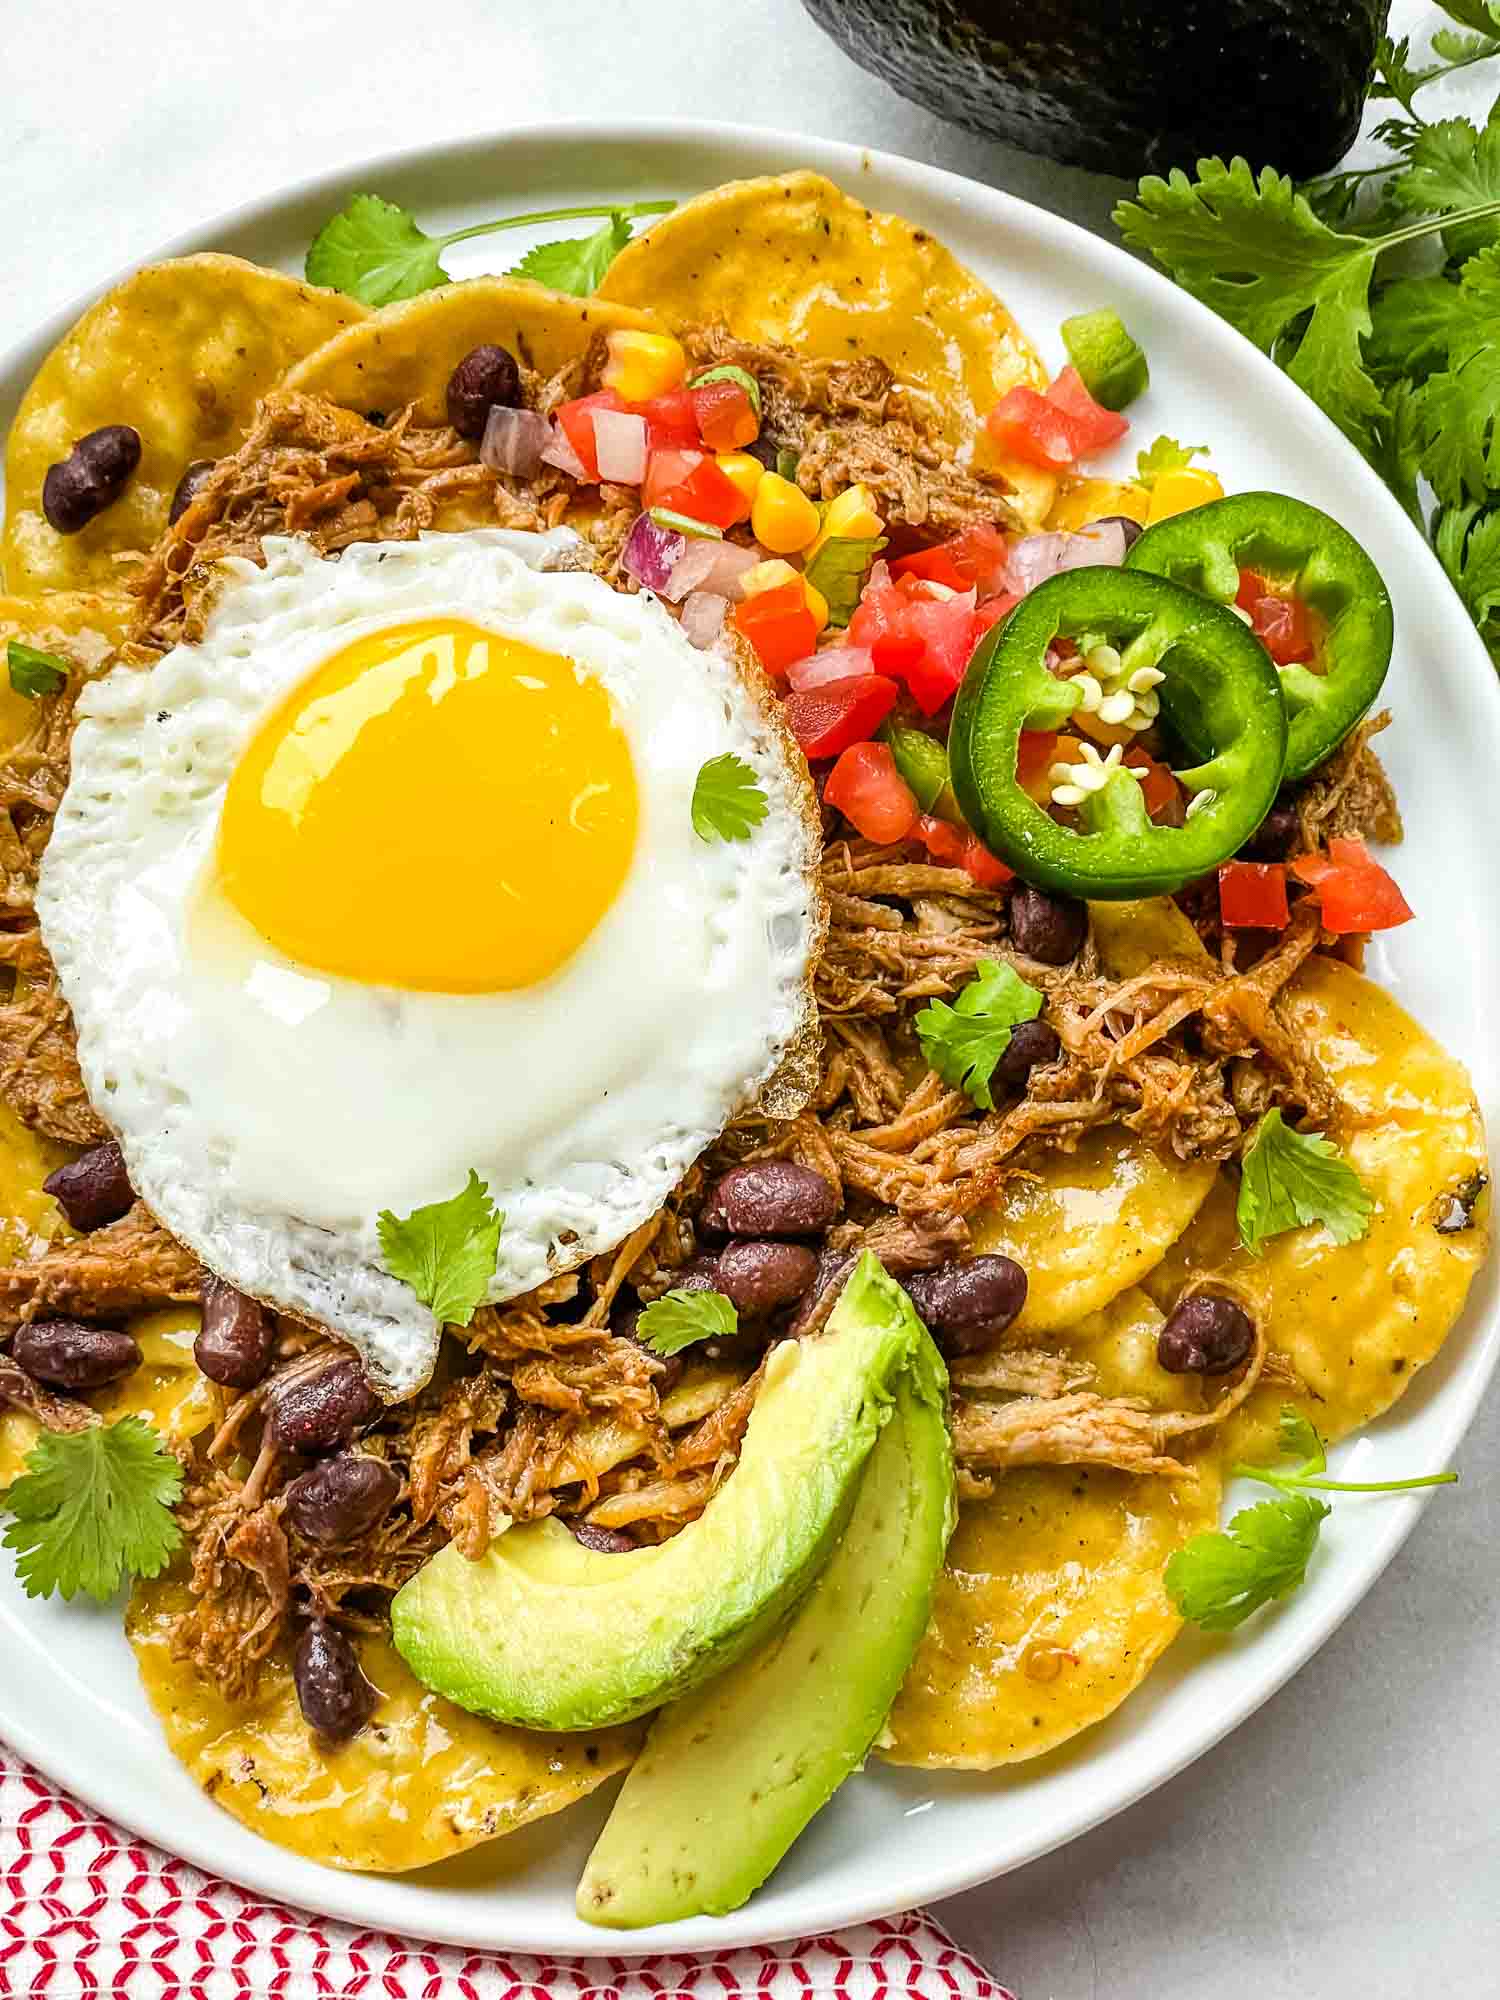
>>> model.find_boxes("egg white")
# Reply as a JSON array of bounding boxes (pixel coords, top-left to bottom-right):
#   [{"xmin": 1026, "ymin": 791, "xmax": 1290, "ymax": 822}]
[{"xmin": 38, "ymin": 531, "xmax": 822, "ymax": 1397}]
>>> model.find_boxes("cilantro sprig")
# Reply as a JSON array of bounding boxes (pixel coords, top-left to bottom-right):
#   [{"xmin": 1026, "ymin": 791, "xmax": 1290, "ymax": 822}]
[
  {"xmin": 377, "ymin": 1169, "xmax": 502, "ymax": 1326},
  {"xmin": 1135, "ymin": 437, "xmax": 1208, "ymax": 488},
  {"xmin": 1115, "ymin": 5, "xmax": 1500, "ymax": 669},
  {"xmin": 7, "ymin": 640, "xmax": 68, "ymax": 699},
  {"xmin": 914, "ymin": 959, "xmax": 1044, "ymax": 1112},
  {"xmin": 1166, "ymin": 1406, "xmax": 1456, "ymax": 1631},
  {"xmin": 306, "ymin": 194, "xmax": 675, "ymax": 306},
  {"xmin": 691, "ymin": 754, "xmax": 768, "ymax": 843},
  {"xmin": 635, "ymin": 1288, "xmax": 738, "ymax": 1357},
  {"xmin": 1236, "ymin": 1109, "xmax": 1373, "ymax": 1255},
  {"xmin": 2, "ymin": 1418, "xmax": 183, "ymax": 1603}
]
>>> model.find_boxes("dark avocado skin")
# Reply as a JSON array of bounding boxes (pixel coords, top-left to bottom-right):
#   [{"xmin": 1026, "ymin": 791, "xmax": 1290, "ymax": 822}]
[{"xmin": 801, "ymin": 0, "xmax": 1390, "ymax": 180}]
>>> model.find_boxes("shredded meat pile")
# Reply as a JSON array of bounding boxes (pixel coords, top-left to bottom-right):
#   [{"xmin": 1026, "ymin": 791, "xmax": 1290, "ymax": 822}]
[{"xmin": 0, "ymin": 336, "xmax": 1403, "ymax": 1699}]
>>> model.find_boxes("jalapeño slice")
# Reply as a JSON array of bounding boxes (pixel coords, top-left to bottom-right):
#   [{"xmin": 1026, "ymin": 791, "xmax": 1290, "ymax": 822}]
[
  {"xmin": 1125, "ymin": 491, "xmax": 1392, "ymax": 782},
  {"xmin": 949, "ymin": 568, "xmax": 1286, "ymax": 900}
]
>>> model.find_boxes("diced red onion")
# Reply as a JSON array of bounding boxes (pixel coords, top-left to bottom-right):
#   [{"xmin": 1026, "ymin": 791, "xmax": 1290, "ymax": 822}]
[
  {"xmin": 695, "ymin": 540, "xmax": 764, "ymax": 600},
  {"xmin": 622, "ymin": 512, "xmax": 685, "ymax": 591},
  {"xmin": 593, "ymin": 409, "xmax": 648, "ymax": 486},
  {"xmin": 662, "ymin": 539, "xmax": 727, "ymax": 603},
  {"xmin": 540, "ymin": 425, "xmax": 590, "ymax": 481},
  {"xmin": 479, "ymin": 406, "xmax": 552, "ymax": 479},
  {"xmin": 680, "ymin": 591, "xmax": 728, "ymax": 649},
  {"xmin": 1003, "ymin": 521, "xmax": 1131, "ymax": 596},
  {"xmin": 785, "ymin": 645, "xmax": 875, "ymax": 692},
  {"xmin": 1076, "ymin": 518, "xmax": 1131, "ymax": 565}
]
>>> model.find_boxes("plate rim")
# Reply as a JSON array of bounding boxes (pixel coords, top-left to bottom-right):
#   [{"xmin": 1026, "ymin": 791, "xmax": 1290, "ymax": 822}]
[{"xmin": 1, "ymin": 113, "xmax": 1497, "ymax": 1955}]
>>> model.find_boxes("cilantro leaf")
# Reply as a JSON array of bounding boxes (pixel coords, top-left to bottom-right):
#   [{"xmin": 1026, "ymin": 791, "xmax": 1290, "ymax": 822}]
[
  {"xmin": 305, "ymin": 194, "xmax": 449, "ymax": 305},
  {"xmin": 1237, "ymin": 1402, "xmax": 1457, "ymax": 1495},
  {"xmin": 1370, "ymin": 380, "xmax": 1429, "ymax": 531},
  {"xmin": 1431, "ymin": 26, "xmax": 1500, "ymax": 64},
  {"xmin": 306, "ymin": 196, "xmax": 674, "ymax": 306},
  {"xmin": 1394, "ymin": 115, "xmax": 1500, "ymax": 218},
  {"xmin": 1366, "ymin": 275, "xmax": 1473, "ymax": 385},
  {"xmin": 635, "ymin": 1288, "xmax": 738, "ymax": 1357},
  {"xmin": 1165, "ymin": 1494, "xmax": 1330, "ymax": 1631},
  {"xmin": 7, "ymin": 640, "xmax": 68, "ymax": 699},
  {"xmin": 914, "ymin": 959, "xmax": 1044, "ymax": 1112},
  {"xmin": 377, "ymin": 1169, "xmax": 502, "ymax": 1326},
  {"xmin": 508, "ymin": 214, "xmax": 632, "ymax": 297},
  {"xmin": 1134, "ymin": 436, "xmax": 1208, "ymax": 487},
  {"xmin": 1236, "ymin": 1109, "xmax": 1373, "ymax": 1256},
  {"xmin": 1436, "ymin": 503, "xmax": 1500, "ymax": 635},
  {"xmin": 2, "ymin": 1418, "xmax": 183, "ymax": 1603},
  {"xmin": 691, "ymin": 754, "xmax": 768, "ymax": 843},
  {"xmin": 802, "ymin": 534, "xmax": 888, "ymax": 628},
  {"xmin": 1420, "ymin": 247, "xmax": 1500, "ymax": 504},
  {"xmin": 1432, "ymin": 0, "xmax": 1500, "ymax": 34}
]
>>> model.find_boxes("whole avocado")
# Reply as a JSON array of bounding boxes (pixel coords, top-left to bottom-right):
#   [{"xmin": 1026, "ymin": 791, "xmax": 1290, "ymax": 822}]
[{"xmin": 801, "ymin": 0, "xmax": 1390, "ymax": 180}]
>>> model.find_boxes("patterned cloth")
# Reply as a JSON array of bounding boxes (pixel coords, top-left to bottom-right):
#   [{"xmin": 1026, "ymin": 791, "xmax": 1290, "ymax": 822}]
[{"xmin": 0, "ymin": 1744, "xmax": 1010, "ymax": 2000}]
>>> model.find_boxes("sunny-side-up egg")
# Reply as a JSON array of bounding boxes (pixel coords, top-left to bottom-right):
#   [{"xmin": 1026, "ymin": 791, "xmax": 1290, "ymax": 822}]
[{"xmin": 37, "ymin": 530, "xmax": 823, "ymax": 1396}]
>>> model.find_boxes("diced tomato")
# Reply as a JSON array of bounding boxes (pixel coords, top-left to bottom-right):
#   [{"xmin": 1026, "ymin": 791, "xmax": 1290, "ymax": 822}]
[
  {"xmin": 960, "ymin": 834, "xmax": 1014, "ymax": 888},
  {"xmin": 642, "ymin": 449, "xmax": 746, "ymax": 531},
  {"xmin": 1236, "ymin": 569, "xmax": 1317, "ymax": 666},
  {"xmin": 783, "ymin": 675, "xmax": 900, "ymax": 759},
  {"xmin": 870, "ymin": 633, "xmax": 925, "ymax": 676},
  {"xmin": 912, "ymin": 812, "xmax": 969, "ymax": 865},
  {"xmin": 554, "ymin": 389, "xmax": 626, "ymax": 482},
  {"xmin": 1017, "ymin": 730, "xmax": 1060, "ymax": 790},
  {"xmin": 636, "ymin": 388, "xmax": 702, "ymax": 452},
  {"xmin": 902, "ymin": 593, "xmax": 980, "ymax": 714},
  {"xmin": 891, "ymin": 545, "xmax": 971, "ymax": 591},
  {"xmin": 1123, "ymin": 746, "xmax": 1182, "ymax": 822},
  {"xmin": 1046, "ymin": 367, "xmax": 1130, "ymax": 455},
  {"xmin": 1290, "ymin": 839, "xmax": 1413, "ymax": 934},
  {"xmin": 825, "ymin": 742, "xmax": 918, "ymax": 843},
  {"xmin": 986, "ymin": 386, "xmax": 1080, "ymax": 470},
  {"xmin": 734, "ymin": 580, "xmax": 820, "ymax": 676},
  {"xmin": 690, "ymin": 380, "xmax": 758, "ymax": 452},
  {"xmin": 1218, "ymin": 862, "xmax": 1290, "ymax": 930},
  {"xmin": 974, "ymin": 591, "xmax": 1021, "ymax": 635}
]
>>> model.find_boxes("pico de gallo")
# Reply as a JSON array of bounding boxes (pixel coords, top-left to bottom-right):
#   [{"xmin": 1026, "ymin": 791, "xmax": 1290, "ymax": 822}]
[{"xmin": 513, "ymin": 311, "xmax": 1410, "ymax": 944}]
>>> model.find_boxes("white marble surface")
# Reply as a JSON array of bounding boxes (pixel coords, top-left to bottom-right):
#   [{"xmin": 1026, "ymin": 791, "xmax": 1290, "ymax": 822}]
[{"xmin": 4, "ymin": 1, "xmax": 1497, "ymax": 1993}]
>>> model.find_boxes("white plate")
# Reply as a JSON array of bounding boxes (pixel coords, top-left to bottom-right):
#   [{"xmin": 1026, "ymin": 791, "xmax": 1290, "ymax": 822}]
[{"xmin": 1, "ymin": 120, "xmax": 1496, "ymax": 1955}]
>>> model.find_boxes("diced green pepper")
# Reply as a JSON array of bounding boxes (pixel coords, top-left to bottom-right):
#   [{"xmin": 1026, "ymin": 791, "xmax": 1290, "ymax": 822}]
[
  {"xmin": 881, "ymin": 723, "xmax": 949, "ymax": 811},
  {"xmin": 1060, "ymin": 309, "xmax": 1149, "ymax": 412},
  {"xmin": 949, "ymin": 567, "xmax": 1286, "ymax": 899},
  {"xmin": 1126, "ymin": 491, "xmax": 1392, "ymax": 781}
]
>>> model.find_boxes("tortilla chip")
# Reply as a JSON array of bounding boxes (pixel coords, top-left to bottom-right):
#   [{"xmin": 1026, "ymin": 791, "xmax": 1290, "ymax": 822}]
[
  {"xmin": 2, "ymin": 257, "xmax": 365, "ymax": 596},
  {"xmin": 1146, "ymin": 955, "xmax": 1489, "ymax": 1457},
  {"xmin": 0, "ymin": 589, "xmax": 130, "ymax": 749},
  {"xmin": 971, "ymin": 1127, "xmax": 1218, "ymax": 1333},
  {"xmin": 884, "ymin": 1451, "xmax": 1220, "ymax": 1767},
  {"xmin": 128, "ymin": 1574, "xmax": 641, "ymax": 1872},
  {"xmin": 597, "ymin": 171, "xmax": 1056, "ymax": 526},
  {"xmin": 281, "ymin": 277, "xmax": 661, "ymax": 426}
]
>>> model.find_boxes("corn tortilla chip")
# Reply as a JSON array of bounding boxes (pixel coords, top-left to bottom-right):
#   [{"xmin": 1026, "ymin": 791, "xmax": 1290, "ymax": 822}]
[
  {"xmin": 2, "ymin": 256, "xmax": 365, "ymax": 596},
  {"xmin": 0, "ymin": 589, "xmax": 130, "ymax": 748}
]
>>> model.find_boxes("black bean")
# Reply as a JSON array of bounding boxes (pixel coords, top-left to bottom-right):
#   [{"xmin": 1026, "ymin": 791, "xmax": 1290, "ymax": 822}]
[
  {"xmin": 42, "ymin": 425, "xmax": 142, "ymax": 534},
  {"xmin": 167, "ymin": 459, "xmax": 215, "ymax": 525},
  {"xmin": 284, "ymin": 1454, "xmax": 400, "ymax": 1545},
  {"xmin": 43, "ymin": 1141, "xmax": 134, "ymax": 1231},
  {"xmin": 700, "ymin": 1161, "xmax": 839, "ymax": 1239},
  {"xmin": 715, "ymin": 1240, "xmax": 819, "ymax": 1316},
  {"xmin": 446, "ymin": 345, "xmax": 522, "ymax": 438},
  {"xmin": 902, "ymin": 1255, "xmax": 1028, "ymax": 1356},
  {"xmin": 1240, "ymin": 802, "xmax": 1301, "ymax": 862},
  {"xmin": 993, "ymin": 1016, "xmax": 1061, "ymax": 1093},
  {"xmin": 194, "ymin": 1277, "xmax": 275, "ymax": 1389},
  {"xmin": 267, "ymin": 1356, "xmax": 381, "ymax": 1453},
  {"xmin": 1008, "ymin": 885, "xmax": 1087, "ymax": 965},
  {"xmin": 569, "ymin": 1519, "xmax": 635, "ymax": 1555},
  {"xmin": 1092, "ymin": 513, "xmax": 1144, "ymax": 550},
  {"xmin": 293, "ymin": 1619, "xmax": 378, "ymax": 1742},
  {"xmin": 1157, "ymin": 1293, "xmax": 1255, "ymax": 1375},
  {"xmin": 10, "ymin": 1318, "xmax": 140, "ymax": 1389}
]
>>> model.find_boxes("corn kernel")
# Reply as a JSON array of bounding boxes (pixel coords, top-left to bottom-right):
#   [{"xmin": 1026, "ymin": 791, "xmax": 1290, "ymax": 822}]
[
  {"xmin": 751, "ymin": 472, "xmax": 821, "ymax": 555},
  {"xmin": 600, "ymin": 329, "xmax": 687, "ymax": 403},
  {"xmin": 803, "ymin": 580, "xmax": 830, "ymax": 634},
  {"xmin": 716, "ymin": 452, "xmax": 766, "ymax": 510},
  {"xmin": 807, "ymin": 481, "xmax": 884, "ymax": 560},
  {"xmin": 1147, "ymin": 467, "xmax": 1225, "ymax": 524},
  {"xmin": 739, "ymin": 558, "xmax": 799, "ymax": 598}
]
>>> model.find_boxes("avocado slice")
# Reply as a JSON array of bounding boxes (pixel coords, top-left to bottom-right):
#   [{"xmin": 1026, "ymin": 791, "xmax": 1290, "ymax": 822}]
[
  {"xmin": 577, "ymin": 1275, "xmax": 955, "ymax": 1927},
  {"xmin": 390, "ymin": 1252, "xmax": 928, "ymax": 1732}
]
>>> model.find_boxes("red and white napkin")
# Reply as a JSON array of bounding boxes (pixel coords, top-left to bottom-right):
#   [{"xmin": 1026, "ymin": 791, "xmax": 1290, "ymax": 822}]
[{"xmin": 0, "ymin": 1743, "xmax": 1010, "ymax": 2000}]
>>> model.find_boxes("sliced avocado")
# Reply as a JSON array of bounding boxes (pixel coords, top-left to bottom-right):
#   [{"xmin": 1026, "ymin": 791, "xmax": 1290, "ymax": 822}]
[
  {"xmin": 391, "ymin": 1252, "xmax": 926, "ymax": 1732},
  {"xmin": 1061, "ymin": 310, "xmax": 1149, "ymax": 413},
  {"xmin": 577, "ymin": 1273, "xmax": 955, "ymax": 1927}
]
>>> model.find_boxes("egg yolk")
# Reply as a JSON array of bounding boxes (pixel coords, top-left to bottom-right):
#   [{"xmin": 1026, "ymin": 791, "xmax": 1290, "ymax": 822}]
[{"xmin": 216, "ymin": 618, "xmax": 638, "ymax": 992}]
